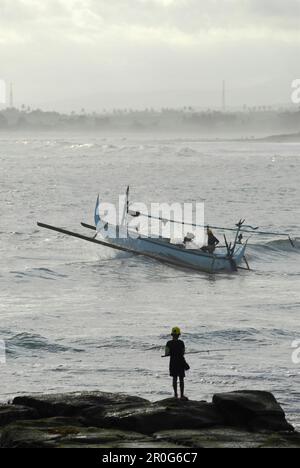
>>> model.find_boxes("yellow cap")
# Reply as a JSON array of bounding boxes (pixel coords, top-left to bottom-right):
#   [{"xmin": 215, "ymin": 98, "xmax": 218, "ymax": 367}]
[{"xmin": 171, "ymin": 326, "xmax": 181, "ymax": 336}]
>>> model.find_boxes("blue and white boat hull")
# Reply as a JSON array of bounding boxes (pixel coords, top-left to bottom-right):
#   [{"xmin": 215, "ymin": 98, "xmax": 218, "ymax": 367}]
[{"xmin": 99, "ymin": 225, "xmax": 247, "ymax": 273}]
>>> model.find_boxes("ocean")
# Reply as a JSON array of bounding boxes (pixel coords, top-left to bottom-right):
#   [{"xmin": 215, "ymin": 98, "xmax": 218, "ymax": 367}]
[{"xmin": 0, "ymin": 133, "xmax": 299, "ymax": 429}]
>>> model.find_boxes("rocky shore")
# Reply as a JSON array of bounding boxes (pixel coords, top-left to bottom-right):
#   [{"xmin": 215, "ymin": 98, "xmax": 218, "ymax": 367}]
[{"xmin": 0, "ymin": 390, "xmax": 299, "ymax": 448}]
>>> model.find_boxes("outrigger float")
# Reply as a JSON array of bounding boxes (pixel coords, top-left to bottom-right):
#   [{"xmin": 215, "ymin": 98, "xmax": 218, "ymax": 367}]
[{"xmin": 37, "ymin": 187, "xmax": 295, "ymax": 274}]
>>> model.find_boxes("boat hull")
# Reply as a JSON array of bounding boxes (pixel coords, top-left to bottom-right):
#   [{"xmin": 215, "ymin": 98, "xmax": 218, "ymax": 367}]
[{"xmin": 101, "ymin": 228, "xmax": 247, "ymax": 273}]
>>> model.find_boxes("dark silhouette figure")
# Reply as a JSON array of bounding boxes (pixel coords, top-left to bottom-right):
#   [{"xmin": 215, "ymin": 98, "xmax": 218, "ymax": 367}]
[
  {"xmin": 165, "ymin": 327, "xmax": 188, "ymax": 400},
  {"xmin": 202, "ymin": 227, "xmax": 220, "ymax": 253}
]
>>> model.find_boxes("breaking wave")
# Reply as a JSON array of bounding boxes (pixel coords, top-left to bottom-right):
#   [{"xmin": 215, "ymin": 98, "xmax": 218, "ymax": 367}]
[
  {"xmin": 259, "ymin": 237, "xmax": 298, "ymax": 250},
  {"xmin": 247, "ymin": 237, "xmax": 299, "ymax": 257},
  {"xmin": 6, "ymin": 333, "xmax": 83, "ymax": 355}
]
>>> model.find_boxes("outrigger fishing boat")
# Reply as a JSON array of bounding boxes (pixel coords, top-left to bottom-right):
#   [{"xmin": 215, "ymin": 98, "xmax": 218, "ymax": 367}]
[{"xmin": 37, "ymin": 187, "xmax": 295, "ymax": 274}]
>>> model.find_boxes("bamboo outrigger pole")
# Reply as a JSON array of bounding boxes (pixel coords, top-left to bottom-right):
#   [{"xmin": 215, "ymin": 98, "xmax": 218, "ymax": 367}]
[
  {"xmin": 37, "ymin": 222, "xmax": 217, "ymax": 273},
  {"xmin": 128, "ymin": 210, "xmax": 296, "ymax": 246}
]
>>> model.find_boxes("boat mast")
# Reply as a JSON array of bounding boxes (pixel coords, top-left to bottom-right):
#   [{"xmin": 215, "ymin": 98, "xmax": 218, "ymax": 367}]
[
  {"xmin": 231, "ymin": 219, "xmax": 245, "ymax": 255},
  {"xmin": 126, "ymin": 186, "xmax": 129, "ymax": 235}
]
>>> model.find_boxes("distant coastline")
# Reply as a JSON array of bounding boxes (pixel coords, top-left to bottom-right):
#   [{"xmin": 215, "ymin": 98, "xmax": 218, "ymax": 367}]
[
  {"xmin": 258, "ymin": 132, "xmax": 300, "ymax": 142},
  {"xmin": 0, "ymin": 107, "xmax": 300, "ymax": 139}
]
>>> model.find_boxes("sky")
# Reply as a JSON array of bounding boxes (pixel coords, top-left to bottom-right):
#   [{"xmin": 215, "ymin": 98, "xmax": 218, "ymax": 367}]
[{"xmin": 1, "ymin": 0, "xmax": 300, "ymax": 111}]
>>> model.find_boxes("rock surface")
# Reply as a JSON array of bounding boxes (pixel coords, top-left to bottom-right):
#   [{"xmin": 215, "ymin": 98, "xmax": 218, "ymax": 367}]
[
  {"xmin": 0, "ymin": 404, "xmax": 38, "ymax": 427},
  {"xmin": 97, "ymin": 399, "xmax": 224, "ymax": 434},
  {"xmin": 0, "ymin": 390, "xmax": 298, "ymax": 448},
  {"xmin": 213, "ymin": 390, "xmax": 294, "ymax": 432},
  {"xmin": 13, "ymin": 391, "xmax": 148, "ymax": 419},
  {"xmin": 155, "ymin": 428, "xmax": 300, "ymax": 449},
  {"xmin": 0, "ymin": 418, "xmax": 182, "ymax": 449}
]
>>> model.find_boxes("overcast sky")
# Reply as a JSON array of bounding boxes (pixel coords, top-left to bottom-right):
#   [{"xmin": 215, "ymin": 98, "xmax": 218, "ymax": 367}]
[{"xmin": 1, "ymin": 0, "xmax": 300, "ymax": 111}]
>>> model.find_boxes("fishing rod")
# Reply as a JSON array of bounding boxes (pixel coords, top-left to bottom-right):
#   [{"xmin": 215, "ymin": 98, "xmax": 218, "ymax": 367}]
[{"xmin": 161, "ymin": 348, "xmax": 233, "ymax": 357}]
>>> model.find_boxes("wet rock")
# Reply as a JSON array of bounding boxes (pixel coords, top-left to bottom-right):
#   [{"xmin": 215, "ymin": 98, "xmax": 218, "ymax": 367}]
[
  {"xmin": 0, "ymin": 404, "xmax": 37, "ymax": 427},
  {"xmin": 0, "ymin": 418, "xmax": 182, "ymax": 448},
  {"xmin": 155, "ymin": 428, "xmax": 300, "ymax": 449},
  {"xmin": 1, "ymin": 417, "xmax": 83, "ymax": 448},
  {"xmin": 213, "ymin": 391, "xmax": 294, "ymax": 432},
  {"xmin": 1, "ymin": 390, "xmax": 296, "ymax": 448},
  {"xmin": 13, "ymin": 391, "xmax": 148, "ymax": 419},
  {"xmin": 95, "ymin": 398, "xmax": 224, "ymax": 434}
]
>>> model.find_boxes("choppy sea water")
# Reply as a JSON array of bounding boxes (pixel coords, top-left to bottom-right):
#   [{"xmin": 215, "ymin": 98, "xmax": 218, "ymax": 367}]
[{"xmin": 0, "ymin": 133, "xmax": 299, "ymax": 429}]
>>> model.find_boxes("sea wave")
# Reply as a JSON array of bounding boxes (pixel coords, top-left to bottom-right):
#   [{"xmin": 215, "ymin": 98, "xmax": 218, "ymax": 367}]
[
  {"xmin": 247, "ymin": 238, "xmax": 300, "ymax": 258},
  {"xmin": 6, "ymin": 333, "xmax": 83, "ymax": 355},
  {"xmin": 260, "ymin": 237, "xmax": 298, "ymax": 250},
  {"xmin": 10, "ymin": 267, "xmax": 68, "ymax": 280},
  {"xmin": 161, "ymin": 327, "xmax": 295, "ymax": 346},
  {"xmin": 176, "ymin": 147, "xmax": 202, "ymax": 157}
]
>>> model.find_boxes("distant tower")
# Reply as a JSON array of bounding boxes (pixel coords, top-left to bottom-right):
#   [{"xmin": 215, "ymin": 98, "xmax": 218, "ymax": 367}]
[
  {"xmin": 222, "ymin": 80, "xmax": 226, "ymax": 112},
  {"xmin": 9, "ymin": 82, "xmax": 14, "ymax": 108}
]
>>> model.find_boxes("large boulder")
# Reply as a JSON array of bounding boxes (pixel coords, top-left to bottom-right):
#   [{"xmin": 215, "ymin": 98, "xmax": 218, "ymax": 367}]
[
  {"xmin": 13, "ymin": 391, "xmax": 148, "ymax": 419},
  {"xmin": 86, "ymin": 398, "xmax": 225, "ymax": 434},
  {"xmin": 213, "ymin": 391, "xmax": 293, "ymax": 432}
]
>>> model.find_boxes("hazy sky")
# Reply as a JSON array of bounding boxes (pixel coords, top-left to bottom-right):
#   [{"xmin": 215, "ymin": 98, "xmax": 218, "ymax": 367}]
[{"xmin": 1, "ymin": 0, "xmax": 300, "ymax": 110}]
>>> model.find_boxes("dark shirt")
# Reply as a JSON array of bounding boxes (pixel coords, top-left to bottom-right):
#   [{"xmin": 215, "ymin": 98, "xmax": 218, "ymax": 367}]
[
  {"xmin": 208, "ymin": 233, "xmax": 219, "ymax": 246},
  {"xmin": 166, "ymin": 339, "xmax": 186, "ymax": 377}
]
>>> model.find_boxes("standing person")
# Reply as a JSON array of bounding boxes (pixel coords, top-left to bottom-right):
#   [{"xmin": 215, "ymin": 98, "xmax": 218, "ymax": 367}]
[{"xmin": 165, "ymin": 327, "xmax": 188, "ymax": 400}]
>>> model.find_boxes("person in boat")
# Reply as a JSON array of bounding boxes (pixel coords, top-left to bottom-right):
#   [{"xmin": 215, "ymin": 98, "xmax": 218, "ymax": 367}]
[
  {"xmin": 183, "ymin": 232, "xmax": 195, "ymax": 248},
  {"xmin": 165, "ymin": 327, "xmax": 188, "ymax": 400},
  {"xmin": 202, "ymin": 227, "xmax": 220, "ymax": 253}
]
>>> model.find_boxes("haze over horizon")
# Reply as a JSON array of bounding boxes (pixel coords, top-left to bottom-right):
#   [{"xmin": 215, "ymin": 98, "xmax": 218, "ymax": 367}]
[{"xmin": 1, "ymin": 0, "xmax": 300, "ymax": 111}]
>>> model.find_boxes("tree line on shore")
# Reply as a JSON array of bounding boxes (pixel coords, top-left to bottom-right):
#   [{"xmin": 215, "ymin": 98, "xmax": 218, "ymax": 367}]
[{"xmin": 0, "ymin": 106, "xmax": 300, "ymax": 134}]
